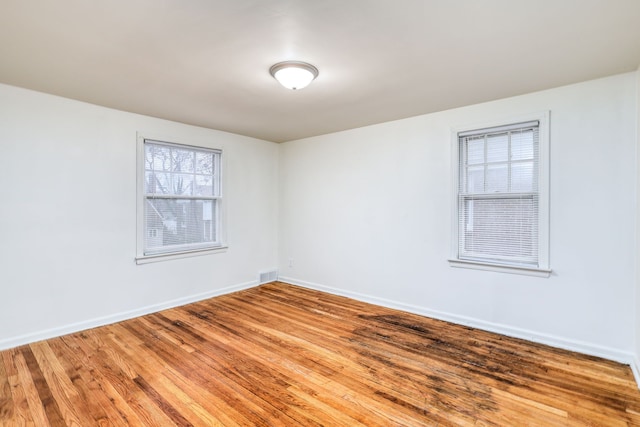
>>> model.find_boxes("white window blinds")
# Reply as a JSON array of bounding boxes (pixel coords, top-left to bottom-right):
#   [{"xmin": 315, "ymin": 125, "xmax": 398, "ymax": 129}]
[
  {"xmin": 143, "ymin": 140, "xmax": 222, "ymax": 255},
  {"xmin": 457, "ymin": 121, "xmax": 540, "ymax": 267}
]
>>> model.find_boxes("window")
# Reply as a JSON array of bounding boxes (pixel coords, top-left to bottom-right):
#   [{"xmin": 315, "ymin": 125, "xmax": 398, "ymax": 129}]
[
  {"xmin": 450, "ymin": 113, "xmax": 550, "ymax": 276},
  {"xmin": 136, "ymin": 137, "xmax": 225, "ymax": 263}
]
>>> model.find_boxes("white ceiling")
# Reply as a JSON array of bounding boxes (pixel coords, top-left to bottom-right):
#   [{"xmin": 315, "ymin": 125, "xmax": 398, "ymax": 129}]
[{"xmin": 1, "ymin": 1, "xmax": 639, "ymax": 143}]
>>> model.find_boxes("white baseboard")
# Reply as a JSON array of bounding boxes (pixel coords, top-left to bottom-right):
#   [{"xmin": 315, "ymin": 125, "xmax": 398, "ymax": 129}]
[
  {"xmin": 279, "ymin": 276, "xmax": 636, "ymax": 367},
  {"xmin": 0, "ymin": 280, "xmax": 258, "ymax": 351}
]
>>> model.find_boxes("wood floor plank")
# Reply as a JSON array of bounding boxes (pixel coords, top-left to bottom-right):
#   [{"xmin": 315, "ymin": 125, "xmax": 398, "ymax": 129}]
[
  {"xmin": 108, "ymin": 323, "xmax": 248, "ymax": 427},
  {"xmin": 2, "ymin": 349, "xmax": 37, "ymax": 427},
  {"xmin": 29, "ymin": 342, "xmax": 85, "ymax": 427},
  {"xmin": 47, "ymin": 337, "xmax": 128, "ymax": 427},
  {"xmin": 119, "ymin": 319, "xmax": 296, "ymax": 427},
  {"xmin": 57, "ymin": 333, "xmax": 146, "ymax": 427},
  {"xmin": 12, "ymin": 349, "xmax": 52, "ymax": 427},
  {"xmin": 66, "ymin": 330, "xmax": 178, "ymax": 427},
  {"xmin": 101, "ymin": 326, "xmax": 224, "ymax": 427},
  {"xmin": 0, "ymin": 350, "xmax": 14, "ymax": 423},
  {"xmin": 1, "ymin": 282, "xmax": 639, "ymax": 426}
]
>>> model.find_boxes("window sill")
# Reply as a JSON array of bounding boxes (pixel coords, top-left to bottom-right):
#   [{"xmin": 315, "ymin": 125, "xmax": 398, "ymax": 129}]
[
  {"xmin": 448, "ymin": 259, "xmax": 551, "ymax": 277},
  {"xmin": 136, "ymin": 246, "xmax": 228, "ymax": 265}
]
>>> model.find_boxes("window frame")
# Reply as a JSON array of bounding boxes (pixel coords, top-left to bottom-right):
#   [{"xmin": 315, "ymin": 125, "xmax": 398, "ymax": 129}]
[
  {"xmin": 135, "ymin": 133, "xmax": 227, "ymax": 264},
  {"xmin": 449, "ymin": 112, "xmax": 551, "ymax": 277}
]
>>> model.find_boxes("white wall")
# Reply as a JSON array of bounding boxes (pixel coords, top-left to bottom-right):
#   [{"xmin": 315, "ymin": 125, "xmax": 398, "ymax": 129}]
[
  {"xmin": 279, "ymin": 72, "xmax": 638, "ymax": 362},
  {"xmin": 0, "ymin": 83, "xmax": 279, "ymax": 349}
]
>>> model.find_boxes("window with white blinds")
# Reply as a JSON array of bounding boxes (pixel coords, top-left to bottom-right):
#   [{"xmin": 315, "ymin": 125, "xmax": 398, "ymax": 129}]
[
  {"xmin": 140, "ymin": 139, "xmax": 222, "ymax": 257},
  {"xmin": 452, "ymin": 115, "xmax": 550, "ymax": 275}
]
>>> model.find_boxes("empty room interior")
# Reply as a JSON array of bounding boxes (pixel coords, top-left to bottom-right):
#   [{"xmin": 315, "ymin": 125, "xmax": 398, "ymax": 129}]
[{"xmin": 2, "ymin": 0, "xmax": 640, "ymax": 425}]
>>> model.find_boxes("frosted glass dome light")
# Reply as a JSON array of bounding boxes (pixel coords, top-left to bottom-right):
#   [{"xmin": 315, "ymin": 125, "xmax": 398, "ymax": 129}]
[{"xmin": 270, "ymin": 61, "xmax": 319, "ymax": 90}]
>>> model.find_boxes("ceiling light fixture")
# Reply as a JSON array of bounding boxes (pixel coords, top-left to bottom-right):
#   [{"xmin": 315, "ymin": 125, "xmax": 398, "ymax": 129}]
[{"xmin": 269, "ymin": 61, "xmax": 319, "ymax": 90}]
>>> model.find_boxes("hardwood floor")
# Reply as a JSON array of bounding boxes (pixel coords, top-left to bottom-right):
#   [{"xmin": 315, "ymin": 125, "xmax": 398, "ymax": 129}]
[{"xmin": 1, "ymin": 282, "xmax": 639, "ymax": 426}]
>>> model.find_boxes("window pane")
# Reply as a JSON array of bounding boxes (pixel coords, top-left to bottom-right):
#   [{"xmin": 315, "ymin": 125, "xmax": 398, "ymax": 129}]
[
  {"xmin": 466, "ymin": 137, "xmax": 484, "ymax": 165},
  {"xmin": 466, "ymin": 165, "xmax": 484, "ymax": 193},
  {"xmin": 171, "ymin": 173, "xmax": 194, "ymax": 196},
  {"xmin": 463, "ymin": 197, "xmax": 538, "ymax": 261},
  {"xmin": 148, "ymin": 145, "xmax": 171, "ymax": 171},
  {"xmin": 145, "ymin": 171, "xmax": 156, "ymax": 193},
  {"xmin": 486, "ymin": 164, "xmax": 508, "ymax": 192},
  {"xmin": 511, "ymin": 162, "xmax": 534, "ymax": 192},
  {"xmin": 145, "ymin": 198, "xmax": 217, "ymax": 250},
  {"xmin": 172, "ymin": 149, "xmax": 194, "ymax": 173},
  {"xmin": 196, "ymin": 152, "xmax": 214, "ymax": 174},
  {"xmin": 145, "ymin": 171, "xmax": 170, "ymax": 194},
  {"xmin": 145, "ymin": 146, "xmax": 154, "ymax": 170},
  {"xmin": 486, "ymin": 133, "xmax": 508, "ymax": 163},
  {"xmin": 511, "ymin": 130, "xmax": 534, "ymax": 160},
  {"xmin": 195, "ymin": 174, "xmax": 213, "ymax": 196}
]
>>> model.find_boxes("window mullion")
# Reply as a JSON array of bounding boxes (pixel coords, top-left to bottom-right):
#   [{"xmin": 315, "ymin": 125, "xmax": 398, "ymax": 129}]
[
  {"xmin": 507, "ymin": 131, "xmax": 512, "ymax": 193},
  {"xmin": 483, "ymin": 134, "xmax": 488, "ymax": 193}
]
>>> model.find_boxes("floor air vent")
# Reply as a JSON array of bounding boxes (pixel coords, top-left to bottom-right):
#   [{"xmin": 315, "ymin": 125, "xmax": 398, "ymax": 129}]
[{"xmin": 259, "ymin": 270, "xmax": 278, "ymax": 284}]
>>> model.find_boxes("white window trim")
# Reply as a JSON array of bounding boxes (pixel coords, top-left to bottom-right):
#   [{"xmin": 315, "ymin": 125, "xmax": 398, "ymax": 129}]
[
  {"xmin": 448, "ymin": 112, "xmax": 550, "ymax": 277},
  {"xmin": 135, "ymin": 133, "xmax": 227, "ymax": 264}
]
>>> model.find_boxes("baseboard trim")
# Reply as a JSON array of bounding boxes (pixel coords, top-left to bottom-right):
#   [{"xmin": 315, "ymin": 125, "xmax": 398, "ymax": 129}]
[
  {"xmin": 0, "ymin": 280, "xmax": 258, "ymax": 351},
  {"xmin": 279, "ymin": 276, "xmax": 636, "ymax": 367}
]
